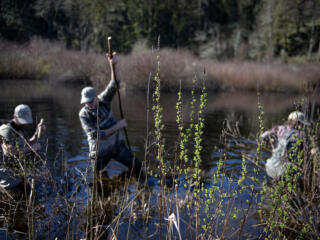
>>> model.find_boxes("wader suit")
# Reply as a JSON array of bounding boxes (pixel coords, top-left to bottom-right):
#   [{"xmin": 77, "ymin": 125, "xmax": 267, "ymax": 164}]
[{"xmin": 79, "ymin": 80, "xmax": 142, "ymax": 177}]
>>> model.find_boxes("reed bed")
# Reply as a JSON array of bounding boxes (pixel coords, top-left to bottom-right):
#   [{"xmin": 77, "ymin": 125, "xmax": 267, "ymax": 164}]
[{"xmin": 1, "ymin": 38, "xmax": 320, "ymax": 93}]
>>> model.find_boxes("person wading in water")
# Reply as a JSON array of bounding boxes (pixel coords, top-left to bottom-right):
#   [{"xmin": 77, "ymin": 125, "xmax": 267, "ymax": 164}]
[
  {"xmin": 79, "ymin": 53, "xmax": 143, "ymax": 180},
  {"xmin": 0, "ymin": 104, "xmax": 46, "ymax": 190},
  {"xmin": 261, "ymin": 111, "xmax": 313, "ymax": 180}
]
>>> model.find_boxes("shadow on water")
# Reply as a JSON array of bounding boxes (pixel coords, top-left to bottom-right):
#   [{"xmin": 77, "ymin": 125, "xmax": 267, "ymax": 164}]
[{"xmin": 1, "ymin": 79, "xmax": 320, "ymax": 238}]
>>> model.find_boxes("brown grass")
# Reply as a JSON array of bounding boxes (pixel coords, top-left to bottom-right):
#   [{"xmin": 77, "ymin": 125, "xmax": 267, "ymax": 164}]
[
  {"xmin": 204, "ymin": 60, "xmax": 320, "ymax": 92},
  {"xmin": 0, "ymin": 38, "xmax": 105, "ymax": 85},
  {"xmin": 119, "ymin": 49, "xmax": 209, "ymax": 91},
  {"xmin": 1, "ymin": 38, "xmax": 320, "ymax": 93}
]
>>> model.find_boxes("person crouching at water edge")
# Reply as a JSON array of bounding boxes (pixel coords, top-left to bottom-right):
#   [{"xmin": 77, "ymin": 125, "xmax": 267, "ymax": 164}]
[
  {"xmin": 0, "ymin": 104, "xmax": 46, "ymax": 190},
  {"xmin": 79, "ymin": 53, "xmax": 143, "ymax": 180},
  {"xmin": 261, "ymin": 111, "xmax": 316, "ymax": 180}
]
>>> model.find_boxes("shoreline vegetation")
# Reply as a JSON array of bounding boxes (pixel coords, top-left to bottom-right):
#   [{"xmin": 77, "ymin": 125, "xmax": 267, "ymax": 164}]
[
  {"xmin": 1, "ymin": 39, "xmax": 320, "ymax": 239},
  {"xmin": 1, "ymin": 38, "xmax": 320, "ymax": 93}
]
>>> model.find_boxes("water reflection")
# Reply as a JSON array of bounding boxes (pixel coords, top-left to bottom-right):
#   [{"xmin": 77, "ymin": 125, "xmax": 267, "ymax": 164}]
[
  {"xmin": 1, "ymin": 79, "xmax": 320, "ymax": 238},
  {"xmin": 1, "ymin": 80, "xmax": 318, "ymax": 165}
]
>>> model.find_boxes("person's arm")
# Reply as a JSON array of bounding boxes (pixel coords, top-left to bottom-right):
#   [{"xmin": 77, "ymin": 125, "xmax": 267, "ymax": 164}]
[
  {"xmin": 0, "ymin": 124, "xmax": 42, "ymax": 157},
  {"xmin": 261, "ymin": 128, "xmax": 275, "ymax": 139},
  {"xmin": 1, "ymin": 141, "xmax": 41, "ymax": 157},
  {"xmin": 104, "ymin": 119, "xmax": 127, "ymax": 136},
  {"xmin": 98, "ymin": 53, "xmax": 120, "ymax": 104},
  {"xmin": 29, "ymin": 119, "xmax": 46, "ymax": 144},
  {"xmin": 261, "ymin": 127, "xmax": 278, "ymax": 149},
  {"xmin": 79, "ymin": 110, "xmax": 127, "ymax": 140},
  {"xmin": 79, "ymin": 110, "xmax": 105, "ymax": 141}
]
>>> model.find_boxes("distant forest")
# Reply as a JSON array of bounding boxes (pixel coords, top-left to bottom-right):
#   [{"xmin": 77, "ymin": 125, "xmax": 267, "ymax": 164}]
[{"xmin": 1, "ymin": 0, "xmax": 320, "ymax": 61}]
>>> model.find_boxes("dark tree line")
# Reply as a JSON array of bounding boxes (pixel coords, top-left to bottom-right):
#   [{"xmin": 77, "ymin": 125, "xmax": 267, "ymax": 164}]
[{"xmin": 1, "ymin": 0, "xmax": 319, "ymax": 60}]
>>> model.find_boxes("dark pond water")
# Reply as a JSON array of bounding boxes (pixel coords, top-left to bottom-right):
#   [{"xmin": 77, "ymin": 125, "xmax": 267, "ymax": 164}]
[{"xmin": 1, "ymin": 79, "xmax": 319, "ymax": 239}]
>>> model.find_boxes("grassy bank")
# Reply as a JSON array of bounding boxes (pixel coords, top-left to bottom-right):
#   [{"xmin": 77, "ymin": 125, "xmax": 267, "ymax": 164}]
[{"xmin": 1, "ymin": 38, "xmax": 320, "ymax": 93}]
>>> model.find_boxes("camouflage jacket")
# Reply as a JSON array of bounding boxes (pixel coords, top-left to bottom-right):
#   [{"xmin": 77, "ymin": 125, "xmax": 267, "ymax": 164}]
[{"xmin": 79, "ymin": 80, "xmax": 124, "ymax": 158}]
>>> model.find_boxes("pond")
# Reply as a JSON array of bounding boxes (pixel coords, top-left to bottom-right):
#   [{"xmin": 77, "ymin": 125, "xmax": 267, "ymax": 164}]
[{"xmin": 0, "ymin": 79, "xmax": 319, "ymax": 239}]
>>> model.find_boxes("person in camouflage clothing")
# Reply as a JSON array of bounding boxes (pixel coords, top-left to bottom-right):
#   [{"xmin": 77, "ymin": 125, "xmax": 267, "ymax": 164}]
[{"xmin": 79, "ymin": 53, "xmax": 143, "ymax": 178}]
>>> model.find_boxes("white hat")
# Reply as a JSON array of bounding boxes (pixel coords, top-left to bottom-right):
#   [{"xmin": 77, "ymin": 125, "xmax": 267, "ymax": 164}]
[
  {"xmin": 81, "ymin": 87, "xmax": 96, "ymax": 104},
  {"xmin": 14, "ymin": 104, "xmax": 33, "ymax": 124},
  {"xmin": 288, "ymin": 111, "xmax": 310, "ymax": 125}
]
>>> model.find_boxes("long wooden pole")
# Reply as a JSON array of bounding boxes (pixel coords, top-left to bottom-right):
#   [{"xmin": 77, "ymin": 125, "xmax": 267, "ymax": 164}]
[{"xmin": 107, "ymin": 37, "xmax": 131, "ymax": 150}]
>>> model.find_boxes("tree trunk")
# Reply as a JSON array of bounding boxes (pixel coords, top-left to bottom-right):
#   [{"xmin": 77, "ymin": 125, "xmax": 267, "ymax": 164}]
[
  {"xmin": 148, "ymin": 0, "xmax": 152, "ymax": 39},
  {"xmin": 267, "ymin": 0, "xmax": 274, "ymax": 59},
  {"xmin": 318, "ymin": 40, "xmax": 320, "ymax": 62},
  {"xmin": 198, "ymin": 0, "xmax": 202, "ymax": 28},
  {"xmin": 308, "ymin": 0, "xmax": 316, "ymax": 60},
  {"xmin": 308, "ymin": 33, "xmax": 314, "ymax": 60},
  {"xmin": 216, "ymin": 25, "xmax": 221, "ymax": 56}
]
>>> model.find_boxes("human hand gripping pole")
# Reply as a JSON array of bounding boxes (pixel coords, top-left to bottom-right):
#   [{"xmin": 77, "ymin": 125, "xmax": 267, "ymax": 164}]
[
  {"xmin": 37, "ymin": 118, "xmax": 44, "ymax": 139},
  {"xmin": 107, "ymin": 36, "xmax": 131, "ymax": 151},
  {"xmin": 34, "ymin": 118, "xmax": 44, "ymax": 150},
  {"xmin": 27, "ymin": 118, "xmax": 45, "ymax": 151}
]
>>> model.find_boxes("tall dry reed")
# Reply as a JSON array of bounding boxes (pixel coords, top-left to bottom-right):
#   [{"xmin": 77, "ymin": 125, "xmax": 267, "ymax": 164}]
[{"xmin": 1, "ymin": 38, "xmax": 320, "ymax": 93}]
